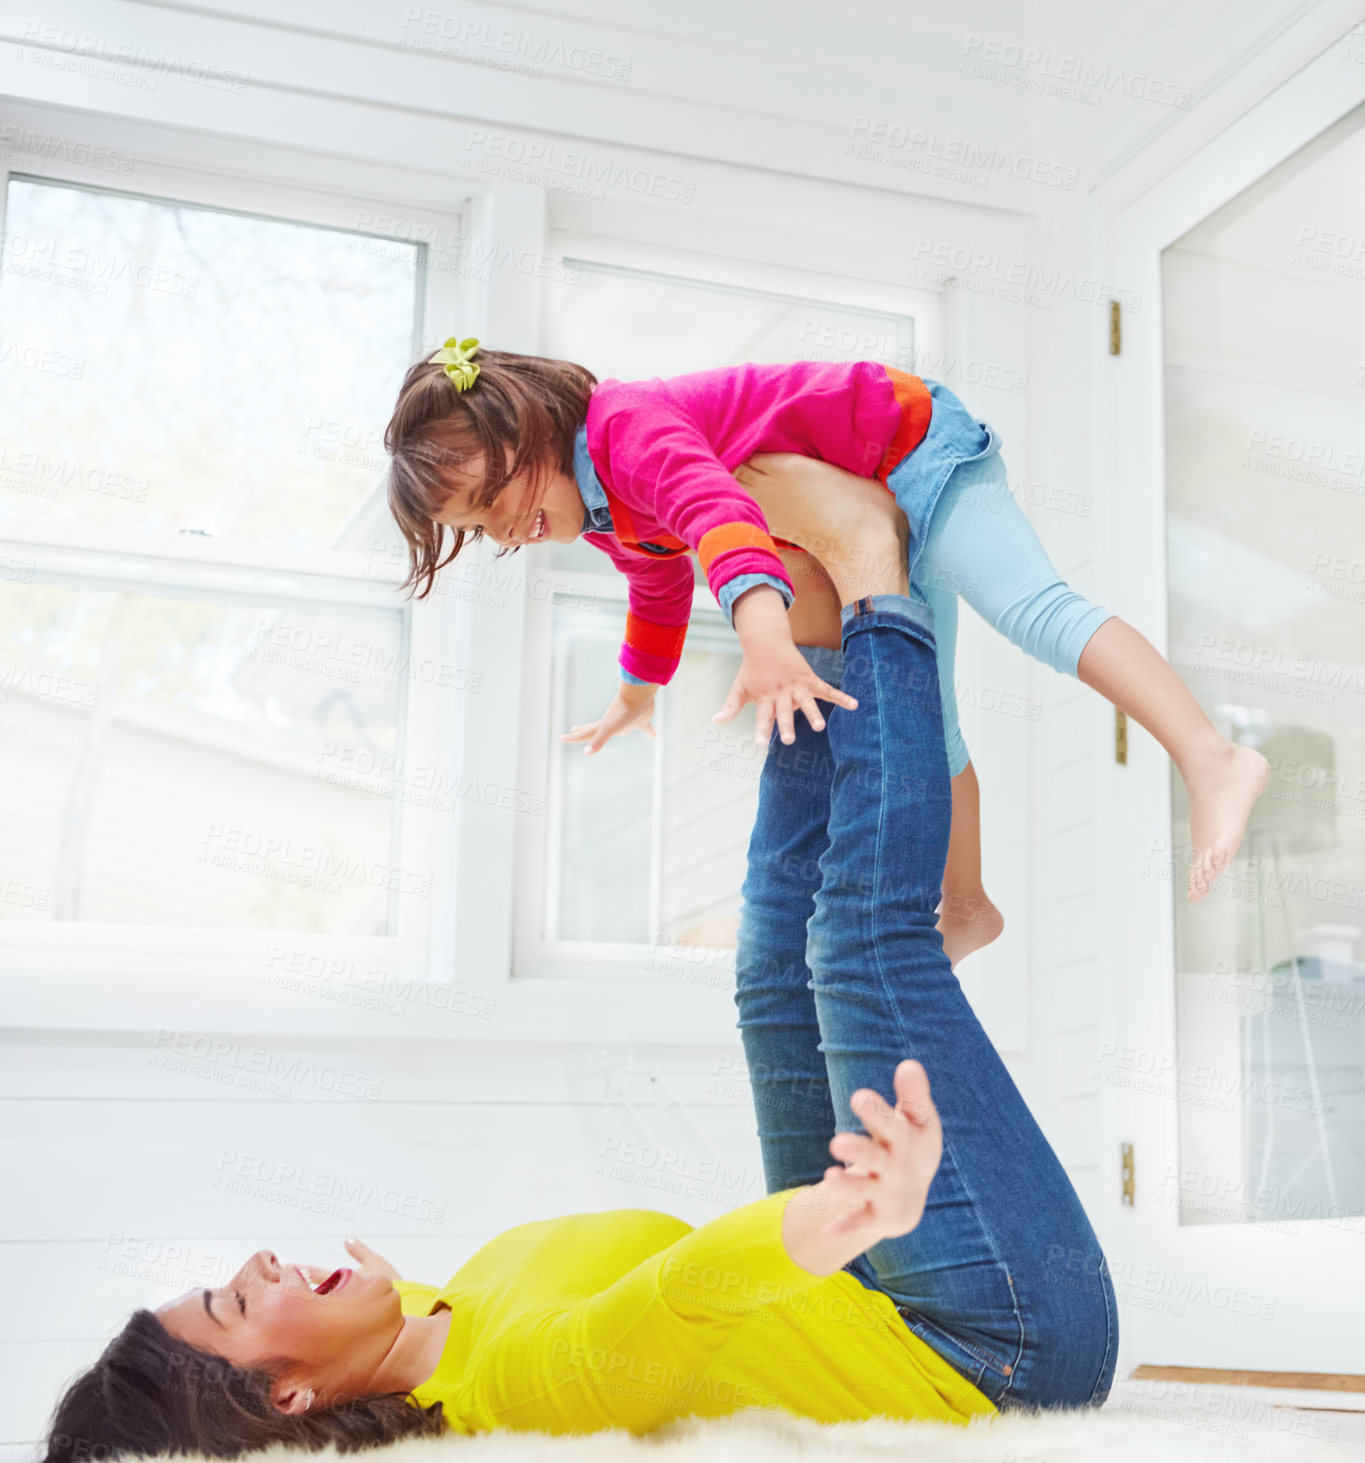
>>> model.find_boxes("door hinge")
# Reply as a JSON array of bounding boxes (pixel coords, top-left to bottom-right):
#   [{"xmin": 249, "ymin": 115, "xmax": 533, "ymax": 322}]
[
  {"xmin": 1121, "ymin": 1142, "xmax": 1136, "ymax": 1206},
  {"xmin": 1115, "ymin": 709, "xmax": 1128, "ymax": 764},
  {"xmin": 1109, "ymin": 298, "xmax": 1121, "ymax": 355}
]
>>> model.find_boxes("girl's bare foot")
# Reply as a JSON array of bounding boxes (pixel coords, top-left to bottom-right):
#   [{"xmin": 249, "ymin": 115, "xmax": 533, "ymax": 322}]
[
  {"xmin": 937, "ymin": 890, "xmax": 1005, "ymax": 968},
  {"xmin": 1076, "ymin": 622, "xmax": 1272, "ymax": 902},
  {"xmin": 1184, "ymin": 741, "xmax": 1270, "ymax": 901},
  {"xmin": 736, "ymin": 452, "xmax": 910, "ymax": 605}
]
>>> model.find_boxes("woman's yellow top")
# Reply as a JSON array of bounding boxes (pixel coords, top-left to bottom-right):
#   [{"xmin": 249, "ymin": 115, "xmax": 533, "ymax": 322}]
[{"xmin": 394, "ymin": 1186, "xmax": 995, "ymax": 1436}]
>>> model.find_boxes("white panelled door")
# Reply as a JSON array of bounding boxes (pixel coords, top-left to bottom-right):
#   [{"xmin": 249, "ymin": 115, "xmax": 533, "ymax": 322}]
[{"xmin": 1105, "ymin": 38, "xmax": 1365, "ymax": 1379}]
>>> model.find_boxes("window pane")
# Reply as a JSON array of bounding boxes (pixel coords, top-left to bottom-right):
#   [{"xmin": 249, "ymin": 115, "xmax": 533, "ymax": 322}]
[
  {"xmin": 550, "ymin": 599, "xmax": 652, "ymax": 943},
  {"xmin": 543, "ymin": 260, "xmax": 914, "ymax": 576},
  {"xmin": 0, "ymin": 577, "xmax": 404, "ymax": 933},
  {"xmin": 1162, "ymin": 104, "xmax": 1365, "ymax": 1225},
  {"xmin": 547, "ymin": 595, "xmax": 760, "ymax": 947},
  {"xmin": 537, "ymin": 262, "xmax": 913, "ymax": 949},
  {"xmin": 0, "ymin": 178, "xmax": 421, "ymax": 546},
  {"xmin": 545, "ymin": 258, "xmax": 914, "ymax": 381},
  {"xmin": 658, "ymin": 625, "xmax": 762, "ymax": 949}
]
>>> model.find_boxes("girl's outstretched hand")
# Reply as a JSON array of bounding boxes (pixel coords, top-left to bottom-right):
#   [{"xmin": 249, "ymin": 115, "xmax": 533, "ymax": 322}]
[
  {"xmin": 721, "ymin": 583, "xmax": 856, "ymax": 745},
  {"xmin": 561, "ymin": 681, "xmax": 658, "ymax": 756},
  {"xmin": 714, "ymin": 640, "xmax": 857, "ymax": 748}
]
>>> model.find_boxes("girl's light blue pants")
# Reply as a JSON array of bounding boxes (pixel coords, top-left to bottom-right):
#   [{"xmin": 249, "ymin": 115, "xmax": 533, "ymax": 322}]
[{"xmin": 922, "ymin": 451, "xmax": 1111, "ymax": 775}]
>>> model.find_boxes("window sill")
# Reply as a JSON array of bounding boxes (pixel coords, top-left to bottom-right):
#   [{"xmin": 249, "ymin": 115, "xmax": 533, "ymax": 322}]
[{"xmin": 0, "ymin": 966, "xmax": 741, "ymax": 1044}]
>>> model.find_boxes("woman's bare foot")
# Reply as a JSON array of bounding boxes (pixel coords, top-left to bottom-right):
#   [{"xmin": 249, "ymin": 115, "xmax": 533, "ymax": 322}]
[
  {"xmin": 937, "ymin": 890, "xmax": 1005, "ymax": 968},
  {"xmin": 736, "ymin": 452, "xmax": 910, "ymax": 605},
  {"xmin": 1183, "ymin": 741, "xmax": 1270, "ymax": 901}
]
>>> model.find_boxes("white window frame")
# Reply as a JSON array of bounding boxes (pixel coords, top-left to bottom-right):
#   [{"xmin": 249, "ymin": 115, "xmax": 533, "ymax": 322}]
[
  {"xmin": 0, "ymin": 104, "xmax": 486, "ymax": 1031},
  {"xmin": 510, "ymin": 239, "xmax": 946, "ymax": 985},
  {"xmin": 0, "ymin": 94, "xmax": 1036, "ymax": 1046}
]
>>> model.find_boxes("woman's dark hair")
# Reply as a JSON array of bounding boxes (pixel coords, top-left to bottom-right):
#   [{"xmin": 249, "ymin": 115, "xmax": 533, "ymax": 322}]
[
  {"xmin": 384, "ymin": 347, "xmax": 597, "ymax": 599},
  {"xmin": 43, "ymin": 1310, "xmax": 444, "ymax": 1462}
]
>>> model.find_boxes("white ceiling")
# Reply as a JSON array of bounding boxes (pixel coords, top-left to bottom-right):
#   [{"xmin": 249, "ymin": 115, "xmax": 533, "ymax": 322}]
[{"xmin": 2, "ymin": 0, "xmax": 1355, "ymax": 218}]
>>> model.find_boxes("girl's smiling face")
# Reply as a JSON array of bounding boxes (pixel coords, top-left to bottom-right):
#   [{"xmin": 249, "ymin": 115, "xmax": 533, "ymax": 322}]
[
  {"xmin": 157, "ymin": 1249, "xmax": 401, "ymax": 1413},
  {"xmin": 433, "ymin": 454, "xmax": 583, "ymax": 549}
]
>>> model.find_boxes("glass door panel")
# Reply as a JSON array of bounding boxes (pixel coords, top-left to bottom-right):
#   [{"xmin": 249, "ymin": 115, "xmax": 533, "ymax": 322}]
[{"xmin": 1163, "ymin": 103, "xmax": 1365, "ymax": 1226}]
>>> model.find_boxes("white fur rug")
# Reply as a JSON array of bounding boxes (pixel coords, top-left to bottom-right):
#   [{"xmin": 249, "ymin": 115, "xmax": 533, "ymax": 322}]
[{"xmin": 224, "ymin": 1382, "xmax": 1363, "ymax": 1463}]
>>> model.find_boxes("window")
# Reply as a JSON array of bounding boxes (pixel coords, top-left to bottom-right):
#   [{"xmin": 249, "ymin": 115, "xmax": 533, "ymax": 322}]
[
  {"xmin": 515, "ymin": 257, "xmax": 933, "ymax": 974},
  {"xmin": 0, "ymin": 170, "xmax": 457, "ymax": 966}
]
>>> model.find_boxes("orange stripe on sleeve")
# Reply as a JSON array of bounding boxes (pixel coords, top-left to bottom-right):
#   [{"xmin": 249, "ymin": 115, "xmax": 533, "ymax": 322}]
[
  {"xmin": 875, "ymin": 368, "xmax": 934, "ymax": 484},
  {"xmin": 624, "ymin": 612, "xmax": 687, "ymax": 661},
  {"xmin": 697, "ymin": 523, "xmax": 780, "ymax": 574},
  {"xmin": 599, "ymin": 485, "xmax": 689, "ymax": 556}
]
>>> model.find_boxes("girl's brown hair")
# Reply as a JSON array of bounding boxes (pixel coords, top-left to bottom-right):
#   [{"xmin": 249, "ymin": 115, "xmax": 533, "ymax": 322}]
[{"xmin": 384, "ymin": 348, "xmax": 597, "ymax": 598}]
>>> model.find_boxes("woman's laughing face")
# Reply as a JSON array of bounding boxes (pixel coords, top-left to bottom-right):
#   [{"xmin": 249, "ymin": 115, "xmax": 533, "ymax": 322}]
[{"xmin": 157, "ymin": 1249, "xmax": 402, "ymax": 1413}]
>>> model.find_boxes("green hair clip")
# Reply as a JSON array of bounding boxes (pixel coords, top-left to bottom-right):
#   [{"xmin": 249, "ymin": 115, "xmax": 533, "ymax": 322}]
[{"xmin": 428, "ymin": 336, "xmax": 481, "ymax": 391}]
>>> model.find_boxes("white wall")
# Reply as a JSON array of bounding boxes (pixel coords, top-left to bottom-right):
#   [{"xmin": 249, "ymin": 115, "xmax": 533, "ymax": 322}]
[
  {"xmin": 0, "ymin": 1032, "xmax": 765, "ymax": 1451},
  {"xmin": 1, "ymin": 0, "xmax": 1357, "ymax": 1449}
]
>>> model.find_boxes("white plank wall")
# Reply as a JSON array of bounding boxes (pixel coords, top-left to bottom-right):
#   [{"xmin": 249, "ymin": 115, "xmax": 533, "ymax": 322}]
[
  {"xmin": 1009, "ymin": 187, "xmax": 1114, "ymax": 1233},
  {"xmin": 1, "ymin": 1033, "xmax": 770, "ymax": 1449}
]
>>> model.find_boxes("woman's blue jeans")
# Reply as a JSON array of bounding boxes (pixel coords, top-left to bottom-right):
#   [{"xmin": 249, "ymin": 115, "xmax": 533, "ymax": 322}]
[{"xmin": 733, "ymin": 596, "xmax": 1117, "ymax": 1411}]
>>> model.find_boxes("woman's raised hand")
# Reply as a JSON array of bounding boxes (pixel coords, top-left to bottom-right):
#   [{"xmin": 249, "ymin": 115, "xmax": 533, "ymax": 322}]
[
  {"xmin": 343, "ymin": 1236, "xmax": 402, "ymax": 1281},
  {"xmin": 821, "ymin": 1060, "xmax": 943, "ymax": 1242},
  {"xmin": 291, "ymin": 1238, "xmax": 402, "ymax": 1290},
  {"xmin": 780, "ymin": 1060, "xmax": 943, "ymax": 1275}
]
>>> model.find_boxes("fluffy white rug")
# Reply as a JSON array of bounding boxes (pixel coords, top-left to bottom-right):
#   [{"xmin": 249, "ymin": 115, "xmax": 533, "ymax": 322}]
[{"xmin": 213, "ymin": 1382, "xmax": 1363, "ymax": 1463}]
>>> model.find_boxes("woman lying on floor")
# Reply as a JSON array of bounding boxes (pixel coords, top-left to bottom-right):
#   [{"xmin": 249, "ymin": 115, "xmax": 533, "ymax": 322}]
[{"xmin": 43, "ymin": 493, "xmax": 1115, "ymax": 1459}]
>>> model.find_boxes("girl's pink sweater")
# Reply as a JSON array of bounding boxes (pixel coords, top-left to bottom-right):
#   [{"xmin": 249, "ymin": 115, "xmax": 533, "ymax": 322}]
[{"xmin": 583, "ymin": 360, "xmax": 906, "ymax": 684}]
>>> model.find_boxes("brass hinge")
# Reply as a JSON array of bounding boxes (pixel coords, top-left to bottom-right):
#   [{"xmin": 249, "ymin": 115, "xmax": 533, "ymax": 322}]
[
  {"xmin": 1115, "ymin": 709, "xmax": 1128, "ymax": 764},
  {"xmin": 1109, "ymin": 299, "xmax": 1121, "ymax": 355},
  {"xmin": 1121, "ymin": 1142, "xmax": 1136, "ymax": 1206}
]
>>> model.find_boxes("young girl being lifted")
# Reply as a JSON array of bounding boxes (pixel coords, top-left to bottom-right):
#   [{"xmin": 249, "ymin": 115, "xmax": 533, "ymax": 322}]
[{"xmin": 386, "ymin": 338, "xmax": 1267, "ymax": 965}]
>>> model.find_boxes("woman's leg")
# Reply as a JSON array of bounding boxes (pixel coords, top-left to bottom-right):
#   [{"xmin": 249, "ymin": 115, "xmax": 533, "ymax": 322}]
[
  {"xmin": 739, "ymin": 453, "xmax": 966, "ymax": 773},
  {"xmin": 810, "ymin": 595, "xmax": 1116, "ymax": 1410},
  {"xmin": 733, "ymin": 546, "xmax": 845, "ymax": 1192},
  {"xmin": 733, "ymin": 645, "xmax": 840, "ymax": 1195},
  {"xmin": 739, "ymin": 467, "xmax": 1003, "ymax": 969},
  {"xmin": 734, "ymin": 479, "xmax": 1115, "ymax": 1408},
  {"xmin": 920, "ymin": 451, "xmax": 1266, "ymax": 901},
  {"xmin": 743, "ymin": 480, "xmax": 1116, "ymax": 1407}
]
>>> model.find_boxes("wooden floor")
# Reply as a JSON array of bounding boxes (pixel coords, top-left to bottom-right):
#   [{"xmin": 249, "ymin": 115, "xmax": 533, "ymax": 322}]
[
  {"xmin": 1130, "ymin": 1368, "xmax": 1365, "ymax": 1453},
  {"xmin": 1133, "ymin": 1366, "xmax": 1365, "ymax": 1394}
]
